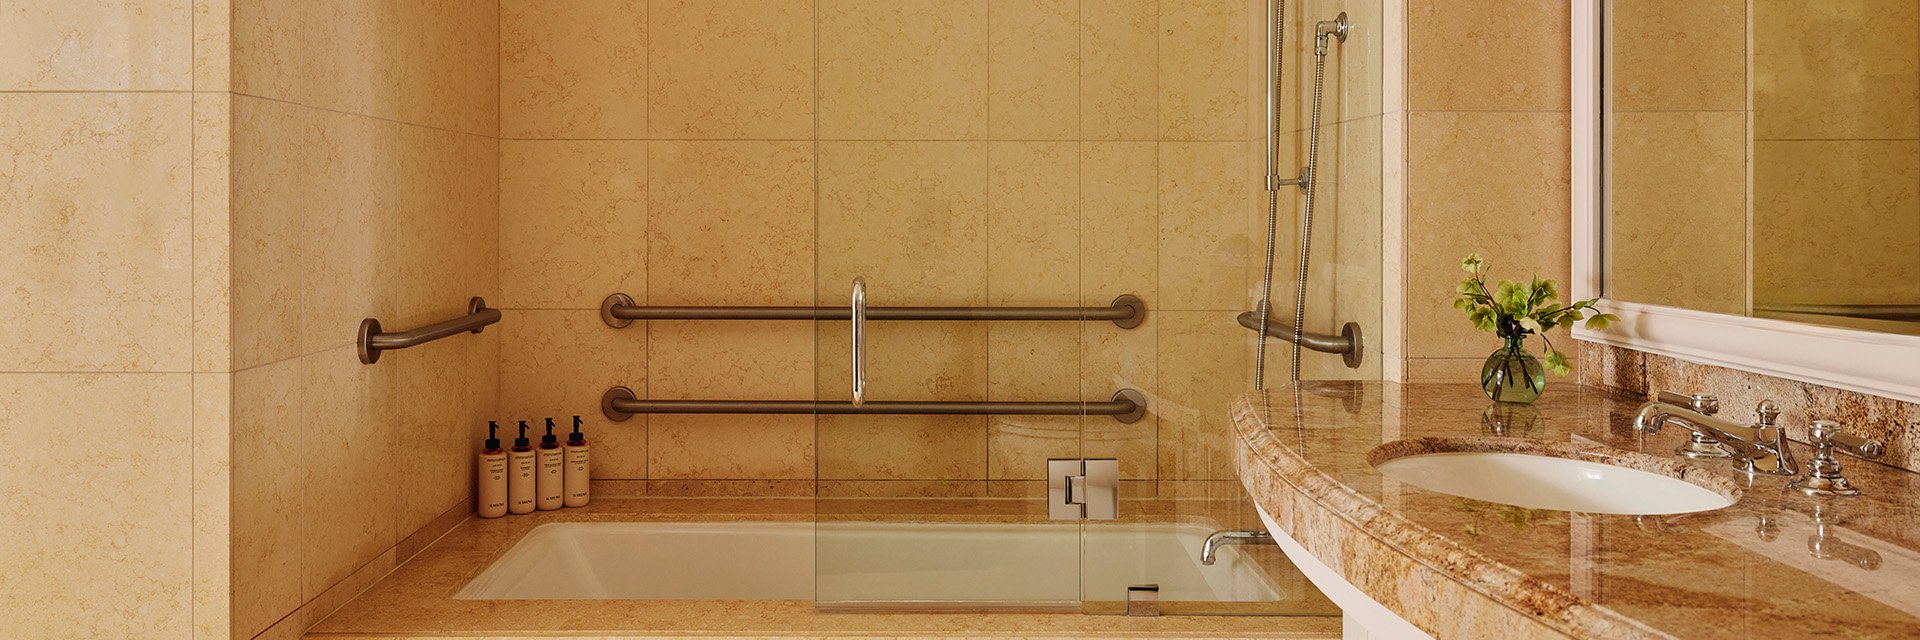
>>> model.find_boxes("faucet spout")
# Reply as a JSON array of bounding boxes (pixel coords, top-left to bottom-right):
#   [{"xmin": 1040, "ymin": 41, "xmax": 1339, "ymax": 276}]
[
  {"xmin": 1635, "ymin": 396, "xmax": 1797, "ymax": 476},
  {"xmin": 1200, "ymin": 530, "xmax": 1273, "ymax": 565}
]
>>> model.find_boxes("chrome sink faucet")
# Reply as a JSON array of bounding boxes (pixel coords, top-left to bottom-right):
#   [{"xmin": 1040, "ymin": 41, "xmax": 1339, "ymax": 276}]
[
  {"xmin": 1636, "ymin": 391, "xmax": 1888, "ymax": 495},
  {"xmin": 1635, "ymin": 392, "xmax": 1796, "ymax": 476}
]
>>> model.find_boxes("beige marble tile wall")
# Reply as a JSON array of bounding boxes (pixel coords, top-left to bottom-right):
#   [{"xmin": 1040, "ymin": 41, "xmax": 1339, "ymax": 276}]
[
  {"xmin": 226, "ymin": 2, "xmax": 499, "ymax": 639},
  {"xmin": 494, "ymin": 0, "xmax": 1350, "ymax": 493},
  {"xmin": 1605, "ymin": 0, "xmax": 1747, "ymax": 315},
  {"xmin": 1752, "ymin": 0, "xmax": 1920, "ymax": 307},
  {"xmin": 1399, "ymin": 0, "xmax": 1576, "ymax": 381},
  {"xmin": 0, "ymin": 1, "xmax": 230, "ymax": 638}
]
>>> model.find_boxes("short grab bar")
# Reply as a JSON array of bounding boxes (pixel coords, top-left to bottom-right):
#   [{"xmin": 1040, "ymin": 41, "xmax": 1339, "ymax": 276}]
[
  {"xmin": 357, "ymin": 297, "xmax": 502, "ymax": 364},
  {"xmin": 600, "ymin": 387, "xmax": 1149, "ymax": 424},
  {"xmin": 1234, "ymin": 311, "xmax": 1362, "ymax": 369},
  {"xmin": 599, "ymin": 293, "xmax": 1146, "ymax": 329}
]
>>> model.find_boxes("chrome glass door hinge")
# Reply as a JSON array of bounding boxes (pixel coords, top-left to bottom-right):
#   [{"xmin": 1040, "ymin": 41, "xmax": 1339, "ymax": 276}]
[{"xmin": 1048, "ymin": 458, "xmax": 1118, "ymax": 521}]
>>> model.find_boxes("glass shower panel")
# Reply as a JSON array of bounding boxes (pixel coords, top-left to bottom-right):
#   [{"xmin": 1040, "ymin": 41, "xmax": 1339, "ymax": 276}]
[{"xmin": 809, "ymin": 0, "xmax": 1377, "ymax": 614}]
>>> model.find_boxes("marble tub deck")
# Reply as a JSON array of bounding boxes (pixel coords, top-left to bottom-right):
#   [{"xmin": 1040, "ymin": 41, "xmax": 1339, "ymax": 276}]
[
  {"xmin": 1234, "ymin": 382, "xmax": 1920, "ymax": 639},
  {"xmin": 303, "ymin": 494, "xmax": 1342, "ymax": 639}
]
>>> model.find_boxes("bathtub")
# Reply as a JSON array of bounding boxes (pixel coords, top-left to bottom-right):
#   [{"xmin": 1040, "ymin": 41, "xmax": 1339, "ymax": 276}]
[{"xmin": 455, "ymin": 521, "xmax": 1282, "ymax": 605}]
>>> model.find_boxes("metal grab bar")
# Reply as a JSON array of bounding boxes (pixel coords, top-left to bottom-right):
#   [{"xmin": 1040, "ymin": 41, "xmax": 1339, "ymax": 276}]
[
  {"xmin": 600, "ymin": 387, "xmax": 1149, "ymax": 424},
  {"xmin": 357, "ymin": 297, "xmax": 502, "ymax": 364},
  {"xmin": 1234, "ymin": 311, "xmax": 1362, "ymax": 369},
  {"xmin": 599, "ymin": 293, "xmax": 1146, "ymax": 329},
  {"xmin": 851, "ymin": 277, "xmax": 867, "ymax": 408}
]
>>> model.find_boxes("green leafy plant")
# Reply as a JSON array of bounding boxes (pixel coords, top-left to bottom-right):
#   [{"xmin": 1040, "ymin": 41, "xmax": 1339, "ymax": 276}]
[{"xmin": 1453, "ymin": 253, "xmax": 1617, "ymax": 375}]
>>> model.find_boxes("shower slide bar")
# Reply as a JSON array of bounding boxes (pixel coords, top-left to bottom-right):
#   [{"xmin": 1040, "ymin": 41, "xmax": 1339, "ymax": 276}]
[
  {"xmin": 1235, "ymin": 311, "xmax": 1362, "ymax": 369},
  {"xmin": 599, "ymin": 293, "xmax": 1146, "ymax": 329},
  {"xmin": 600, "ymin": 387, "xmax": 1150, "ymax": 424},
  {"xmin": 357, "ymin": 297, "xmax": 502, "ymax": 364}
]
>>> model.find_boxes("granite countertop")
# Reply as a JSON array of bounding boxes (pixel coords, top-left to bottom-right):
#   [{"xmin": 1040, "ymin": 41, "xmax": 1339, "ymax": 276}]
[{"xmin": 1232, "ymin": 382, "xmax": 1920, "ymax": 639}]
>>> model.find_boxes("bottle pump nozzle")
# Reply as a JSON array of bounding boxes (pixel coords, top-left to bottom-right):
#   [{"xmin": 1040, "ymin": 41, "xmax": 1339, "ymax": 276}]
[
  {"xmin": 541, "ymin": 418, "xmax": 559, "ymax": 447},
  {"xmin": 568, "ymin": 415, "xmax": 585, "ymax": 443},
  {"xmin": 514, "ymin": 420, "xmax": 532, "ymax": 449},
  {"xmin": 485, "ymin": 421, "xmax": 502, "ymax": 451}
]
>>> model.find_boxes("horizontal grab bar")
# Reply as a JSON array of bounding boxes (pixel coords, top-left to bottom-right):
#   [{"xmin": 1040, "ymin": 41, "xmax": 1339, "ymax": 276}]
[
  {"xmin": 357, "ymin": 297, "xmax": 502, "ymax": 364},
  {"xmin": 1234, "ymin": 311, "xmax": 1362, "ymax": 369},
  {"xmin": 599, "ymin": 293, "xmax": 1145, "ymax": 329},
  {"xmin": 601, "ymin": 387, "xmax": 1149, "ymax": 424}
]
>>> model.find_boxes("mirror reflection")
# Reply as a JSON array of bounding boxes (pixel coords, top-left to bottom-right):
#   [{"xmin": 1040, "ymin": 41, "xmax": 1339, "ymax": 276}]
[{"xmin": 1604, "ymin": 1, "xmax": 1920, "ymax": 335}]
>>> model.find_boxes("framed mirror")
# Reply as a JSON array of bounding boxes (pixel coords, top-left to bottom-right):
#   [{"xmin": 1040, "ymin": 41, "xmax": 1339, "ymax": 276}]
[{"xmin": 1572, "ymin": 0, "xmax": 1920, "ymax": 403}]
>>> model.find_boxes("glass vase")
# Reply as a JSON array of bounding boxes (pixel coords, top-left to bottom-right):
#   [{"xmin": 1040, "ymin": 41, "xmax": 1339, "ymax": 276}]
[{"xmin": 1480, "ymin": 336, "xmax": 1546, "ymax": 404}]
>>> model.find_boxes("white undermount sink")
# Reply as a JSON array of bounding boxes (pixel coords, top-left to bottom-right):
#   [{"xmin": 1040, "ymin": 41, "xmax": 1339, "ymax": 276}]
[{"xmin": 1374, "ymin": 450, "xmax": 1735, "ymax": 515}]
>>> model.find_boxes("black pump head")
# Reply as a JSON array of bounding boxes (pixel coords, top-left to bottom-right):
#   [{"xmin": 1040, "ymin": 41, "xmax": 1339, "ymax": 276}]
[
  {"xmin": 485, "ymin": 421, "xmax": 501, "ymax": 450},
  {"xmin": 514, "ymin": 420, "xmax": 532, "ymax": 448},
  {"xmin": 568, "ymin": 415, "xmax": 585, "ymax": 442},
  {"xmin": 541, "ymin": 418, "xmax": 559, "ymax": 447}
]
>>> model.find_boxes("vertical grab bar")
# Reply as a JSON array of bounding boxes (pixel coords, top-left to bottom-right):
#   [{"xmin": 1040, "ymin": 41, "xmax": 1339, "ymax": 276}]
[{"xmin": 851, "ymin": 277, "xmax": 867, "ymax": 407}]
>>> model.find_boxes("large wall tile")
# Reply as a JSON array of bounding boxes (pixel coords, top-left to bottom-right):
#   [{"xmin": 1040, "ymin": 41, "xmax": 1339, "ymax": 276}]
[
  {"xmin": 0, "ymin": 93, "xmax": 192, "ymax": 372},
  {"xmin": 230, "ymin": 359, "xmax": 303, "ymax": 639},
  {"xmin": 1609, "ymin": 0, "xmax": 1744, "ymax": 111},
  {"xmin": 1754, "ymin": 140, "xmax": 1920, "ymax": 305},
  {"xmin": 500, "ymin": 0, "xmax": 647, "ymax": 138},
  {"xmin": 194, "ymin": 93, "xmax": 233, "ymax": 373},
  {"xmin": 298, "ymin": 345, "xmax": 397, "ymax": 599},
  {"xmin": 230, "ymin": 95, "xmax": 306, "ymax": 369},
  {"xmin": 499, "ymin": 310, "xmax": 649, "ymax": 479},
  {"xmin": 650, "ymin": 0, "xmax": 814, "ymax": 139},
  {"xmin": 0, "ymin": 373, "xmax": 193, "ymax": 639},
  {"xmin": 988, "ymin": 0, "xmax": 1078, "ymax": 139},
  {"xmin": 819, "ymin": 415, "xmax": 988, "ymax": 480},
  {"xmin": 1082, "ymin": 318, "xmax": 1159, "ymax": 479},
  {"xmin": 1407, "ymin": 0, "xmax": 1569, "ymax": 111},
  {"xmin": 988, "ymin": 141, "xmax": 1080, "ymax": 305},
  {"xmin": 648, "ymin": 141, "xmax": 814, "ymax": 306},
  {"xmin": 650, "ymin": 415, "xmax": 816, "ymax": 480},
  {"xmin": 194, "ymin": 0, "xmax": 230, "ymax": 91},
  {"xmin": 1755, "ymin": 0, "xmax": 1919, "ymax": 140},
  {"xmin": 0, "ymin": 0, "xmax": 191, "ymax": 90},
  {"xmin": 1156, "ymin": 311, "xmax": 1247, "ymax": 480},
  {"xmin": 818, "ymin": 0, "xmax": 988, "ymax": 139},
  {"xmin": 297, "ymin": 109, "xmax": 397, "ymax": 356},
  {"xmin": 499, "ymin": 140, "xmax": 648, "ymax": 310},
  {"xmin": 985, "ymin": 321, "xmax": 1081, "ymax": 480},
  {"xmin": 1608, "ymin": 112, "xmax": 1747, "ymax": 314},
  {"xmin": 192, "ymin": 372, "xmax": 232, "ymax": 640},
  {"xmin": 1160, "ymin": 141, "xmax": 1254, "ymax": 310},
  {"xmin": 1082, "ymin": 142, "xmax": 1159, "ymax": 305},
  {"xmin": 234, "ymin": 0, "xmax": 497, "ymax": 134},
  {"xmin": 818, "ymin": 141, "xmax": 989, "ymax": 305},
  {"xmin": 1160, "ymin": 0, "xmax": 1250, "ymax": 140},
  {"xmin": 817, "ymin": 321, "xmax": 988, "ymax": 401},
  {"xmin": 1404, "ymin": 111, "xmax": 1571, "ymax": 362},
  {"xmin": 1081, "ymin": 0, "xmax": 1158, "ymax": 140}
]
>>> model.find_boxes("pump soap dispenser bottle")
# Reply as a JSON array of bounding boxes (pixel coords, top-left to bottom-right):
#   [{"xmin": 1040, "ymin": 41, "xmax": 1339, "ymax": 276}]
[
  {"xmin": 508, "ymin": 420, "xmax": 537, "ymax": 515},
  {"xmin": 563, "ymin": 415, "xmax": 590, "ymax": 508},
  {"xmin": 477, "ymin": 421, "xmax": 509, "ymax": 518},
  {"xmin": 536, "ymin": 418, "xmax": 565, "ymax": 511}
]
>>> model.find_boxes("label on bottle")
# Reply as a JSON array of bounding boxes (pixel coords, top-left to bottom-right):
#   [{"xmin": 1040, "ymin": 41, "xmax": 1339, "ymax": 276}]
[
  {"xmin": 536, "ymin": 448, "xmax": 565, "ymax": 511},
  {"xmin": 508, "ymin": 451, "xmax": 537, "ymax": 514},
  {"xmin": 564, "ymin": 445, "xmax": 590, "ymax": 507}
]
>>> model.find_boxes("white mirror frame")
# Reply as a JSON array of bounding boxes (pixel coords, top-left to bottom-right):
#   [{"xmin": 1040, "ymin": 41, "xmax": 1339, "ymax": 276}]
[{"xmin": 1570, "ymin": 0, "xmax": 1920, "ymax": 405}]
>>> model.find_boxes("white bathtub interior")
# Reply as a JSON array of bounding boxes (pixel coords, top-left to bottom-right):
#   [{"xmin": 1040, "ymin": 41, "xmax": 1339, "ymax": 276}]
[{"xmin": 454, "ymin": 521, "xmax": 1284, "ymax": 604}]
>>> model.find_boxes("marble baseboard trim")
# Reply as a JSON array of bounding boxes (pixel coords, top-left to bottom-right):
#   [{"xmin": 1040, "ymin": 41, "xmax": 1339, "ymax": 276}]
[{"xmin": 397, "ymin": 496, "xmax": 476, "ymax": 564}]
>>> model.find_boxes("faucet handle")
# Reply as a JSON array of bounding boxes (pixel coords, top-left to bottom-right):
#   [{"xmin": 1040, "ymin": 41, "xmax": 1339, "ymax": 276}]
[
  {"xmin": 1755, "ymin": 400, "xmax": 1781, "ymax": 427},
  {"xmin": 1790, "ymin": 420, "xmax": 1884, "ymax": 497},
  {"xmin": 1657, "ymin": 391, "xmax": 1720, "ymax": 416}
]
